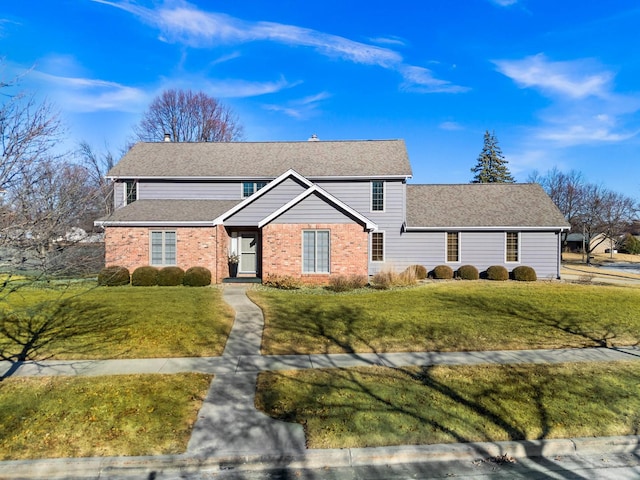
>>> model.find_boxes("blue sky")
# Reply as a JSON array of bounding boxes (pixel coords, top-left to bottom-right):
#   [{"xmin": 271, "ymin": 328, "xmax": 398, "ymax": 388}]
[{"xmin": 3, "ymin": 1, "xmax": 640, "ymax": 200}]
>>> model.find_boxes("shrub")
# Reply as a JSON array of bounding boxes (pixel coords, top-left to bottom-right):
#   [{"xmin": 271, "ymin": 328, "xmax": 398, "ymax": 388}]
[
  {"xmin": 486, "ymin": 265, "xmax": 509, "ymax": 281},
  {"xmin": 183, "ymin": 266, "xmax": 212, "ymax": 287},
  {"xmin": 512, "ymin": 265, "xmax": 537, "ymax": 282},
  {"xmin": 404, "ymin": 265, "xmax": 427, "ymax": 280},
  {"xmin": 262, "ymin": 274, "xmax": 301, "ymax": 290},
  {"xmin": 131, "ymin": 266, "xmax": 159, "ymax": 286},
  {"xmin": 372, "ymin": 267, "xmax": 418, "ymax": 289},
  {"xmin": 431, "ymin": 265, "xmax": 454, "ymax": 280},
  {"xmin": 328, "ymin": 274, "xmax": 369, "ymax": 292},
  {"xmin": 97, "ymin": 266, "xmax": 130, "ymax": 286},
  {"xmin": 456, "ymin": 265, "xmax": 479, "ymax": 280},
  {"xmin": 157, "ymin": 266, "xmax": 185, "ymax": 286}
]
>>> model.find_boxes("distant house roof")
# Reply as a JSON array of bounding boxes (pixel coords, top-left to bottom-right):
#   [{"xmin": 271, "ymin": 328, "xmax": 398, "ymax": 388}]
[
  {"xmin": 95, "ymin": 199, "xmax": 241, "ymax": 226},
  {"xmin": 107, "ymin": 140, "xmax": 412, "ymax": 179},
  {"xmin": 406, "ymin": 183, "xmax": 570, "ymax": 230}
]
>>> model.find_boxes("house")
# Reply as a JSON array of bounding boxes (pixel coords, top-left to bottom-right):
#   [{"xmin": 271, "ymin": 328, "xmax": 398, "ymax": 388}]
[
  {"xmin": 95, "ymin": 139, "xmax": 570, "ymax": 283},
  {"xmin": 565, "ymin": 233, "xmax": 617, "ymax": 254}
]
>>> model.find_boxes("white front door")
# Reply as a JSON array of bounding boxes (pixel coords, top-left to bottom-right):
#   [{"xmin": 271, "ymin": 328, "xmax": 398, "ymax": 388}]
[{"xmin": 239, "ymin": 233, "xmax": 258, "ymax": 274}]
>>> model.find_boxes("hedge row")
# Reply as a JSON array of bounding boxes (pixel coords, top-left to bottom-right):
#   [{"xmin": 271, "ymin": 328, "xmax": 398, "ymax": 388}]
[
  {"xmin": 98, "ymin": 266, "xmax": 212, "ymax": 287},
  {"xmin": 424, "ymin": 264, "xmax": 537, "ymax": 282}
]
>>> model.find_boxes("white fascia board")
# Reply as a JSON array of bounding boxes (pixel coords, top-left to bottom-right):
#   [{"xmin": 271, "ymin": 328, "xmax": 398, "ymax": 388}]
[
  {"xmin": 213, "ymin": 169, "xmax": 313, "ymax": 224},
  {"xmin": 94, "ymin": 220, "xmax": 213, "ymax": 227},
  {"xmin": 404, "ymin": 225, "xmax": 570, "ymax": 232},
  {"xmin": 258, "ymin": 184, "xmax": 377, "ymax": 231}
]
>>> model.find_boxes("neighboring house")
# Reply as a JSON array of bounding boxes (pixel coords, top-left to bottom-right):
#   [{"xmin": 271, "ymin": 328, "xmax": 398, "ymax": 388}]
[
  {"xmin": 565, "ymin": 233, "xmax": 616, "ymax": 254},
  {"xmin": 95, "ymin": 139, "xmax": 570, "ymax": 283}
]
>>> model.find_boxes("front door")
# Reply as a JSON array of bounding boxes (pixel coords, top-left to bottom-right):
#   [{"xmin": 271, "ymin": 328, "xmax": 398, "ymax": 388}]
[{"xmin": 239, "ymin": 233, "xmax": 258, "ymax": 274}]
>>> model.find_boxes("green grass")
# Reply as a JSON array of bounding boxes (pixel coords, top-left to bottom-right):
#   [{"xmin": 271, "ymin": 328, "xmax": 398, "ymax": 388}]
[
  {"xmin": 256, "ymin": 362, "xmax": 640, "ymax": 449},
  {"xmin": 0, "ymin": 286, "xmax": 234, "ymax": 360},
  {"xmin": 0, "ymin": 373, "xmax": 212, "ymax": 459},
  {"xmin": 250, "ymin": 282, "xmax": 640, "ymax": 354}
]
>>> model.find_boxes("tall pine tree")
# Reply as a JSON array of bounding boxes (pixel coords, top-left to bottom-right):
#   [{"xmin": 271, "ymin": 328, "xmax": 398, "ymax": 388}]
[{"xmin": 470, "ymin": 130, "xmax": 515, "ymax": 183}]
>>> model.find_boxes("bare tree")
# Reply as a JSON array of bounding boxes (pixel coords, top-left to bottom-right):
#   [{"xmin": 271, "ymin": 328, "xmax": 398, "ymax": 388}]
[
  {"xmin": 531, "ymin": 168, "xmax": 638, "ymax": 264},
  {"xmin": 78, "ymin": 141, "xmax": 117, "ymax": 216},
  {"xmin": 134, "ymin": 89, "xmax": 243, "ymax": 143}
]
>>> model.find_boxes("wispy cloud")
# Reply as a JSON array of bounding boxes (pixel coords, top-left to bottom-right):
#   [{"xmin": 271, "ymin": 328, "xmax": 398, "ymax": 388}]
[
  {"xmin": 203, "ymin": 76, "xmax": 298, "ymax": 98},
  {"xmin": 263, "ymin": 91, "xmax": 331, "ymax": 119},
  {"xmin": 490, "ymin": 0, "xmax": 518, "ymax": 6},
  {"xmin": 494, "ymin": 54, "xmax": 612, "ymax": 99},
  {"xmin": 439, "ymin": 121, "xmax": 464, "ymax": 131},
  {"xmin": 32, "ymin": 71, "xmax": 147, "ymax": 112},
  {"xmin": 495, "ymin": 53, "xmax": 640, "ymax": 146},
  {"xmin": 94, "ymin": 0, "xmax": 468, "ymax": 94}
]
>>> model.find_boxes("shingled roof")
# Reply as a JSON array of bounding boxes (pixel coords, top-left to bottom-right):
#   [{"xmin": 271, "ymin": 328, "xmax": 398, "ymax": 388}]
[
  {"xmin": 95, "ymin": 199, "xmax": 241, "ymax": 226},
  {"xmin": 108, "ymin": 140, "xmax": 412, "ymax": 179},
  {"xmin": 406, "ymin": 184, "xmax": 569, "ymax": 229}
]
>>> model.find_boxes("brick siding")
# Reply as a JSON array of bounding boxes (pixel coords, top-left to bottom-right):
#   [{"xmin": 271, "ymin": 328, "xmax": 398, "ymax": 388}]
[{"xmin": 262, "ymin": 223, "xmax": 368, "ymax": 285}]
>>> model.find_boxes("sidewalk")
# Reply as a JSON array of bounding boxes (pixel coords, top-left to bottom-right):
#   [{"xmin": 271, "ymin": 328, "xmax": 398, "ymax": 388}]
[{"xmin": 1, "ymin": 284, "xmax": 639, "ymax": 478}]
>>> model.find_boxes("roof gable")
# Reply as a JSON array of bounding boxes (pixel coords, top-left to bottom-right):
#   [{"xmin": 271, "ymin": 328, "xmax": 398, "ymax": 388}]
[
  {"xmin": 109, "ymin": 140, "xmax": 412, "ymax": 179},
  {"xmin": 406, "ymin": 183, "xmax": 570, "ymax": 230}
]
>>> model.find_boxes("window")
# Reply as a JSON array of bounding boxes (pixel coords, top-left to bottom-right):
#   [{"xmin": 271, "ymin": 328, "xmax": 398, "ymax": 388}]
[
  {"xmin": 150, "ymin": 231, "xmax": 176, "ymax": 266},
  {"xmin": 506, "ymin": 232, "xmax": 519, "ymax": 262},
  {"xmin": 447, "ymin": 232, "xmax": 460, "ymax": 262},
  {"xmin": 242, "ymin": 181, "xmax": 268, "ymax": 198},
  {"xmin": 371, "ymin": 181, "xmax": 384, "ymax": 211},
  {"xmin": 302, "ymin": 230, "xmax": 330, "ymax": 273},
  {"xmin": 125, "ymin": 180, "xmax": 137, "ymax": 205},
  {"xmin": 371, "ymin": 232, "xmax": 384, "ymax": 262}
]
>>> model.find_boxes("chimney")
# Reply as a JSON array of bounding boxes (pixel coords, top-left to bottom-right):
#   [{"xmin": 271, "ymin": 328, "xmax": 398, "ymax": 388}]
[
  {"xmin": 308, "ymin": 133, "xmax": 319, "ymax": 141},
  {"xmin": 164, "ymin": 133, "xmax": 171, "ymax": 142}
]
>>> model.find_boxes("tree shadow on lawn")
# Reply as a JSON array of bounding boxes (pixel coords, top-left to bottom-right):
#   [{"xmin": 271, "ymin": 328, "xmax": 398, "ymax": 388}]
[
  {"xmin": 256, "ymin": 296, "xmax": 640, "ymax": 479},
  {"xmin": 0, "ymin": 297, "xmax": 133, "ymax": 380}
]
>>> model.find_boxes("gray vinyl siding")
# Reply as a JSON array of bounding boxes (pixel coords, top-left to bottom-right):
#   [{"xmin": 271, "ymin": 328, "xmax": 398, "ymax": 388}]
[
  {"xmin": 224, "ymin": 178, "xmax": 307, "ymax": 226},
  {"xmin": 113, "ymin": 182, "xmax": 125, "ymax": 210},
  {"xmin": 389, "ymin": 230, "xmax": 561, "ymax": 279},
  {"xmin": 317, "ymin": 180, "xmax": 406, "ymax": 275},
  {"xmin": 137, "ymin": 181, "xmax": 241, "ymax": 200},
  {"xmin": 271, "ymin": 193, "xmax": 356, "ymax": 224}
]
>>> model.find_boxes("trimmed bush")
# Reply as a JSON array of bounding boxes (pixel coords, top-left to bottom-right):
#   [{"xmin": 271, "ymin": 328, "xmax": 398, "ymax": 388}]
[
  {"xmin": 183, "ymin": 266, "xmax": 212, "ymax": 286},
  {"xmin": 512, "ymin": 265, "xmax": 537, "ymax": 282},
  {"xmin": 263, "ymin": 274, "xmax": 301, "ymax": 290},
  {"xmin": 431, "ymin": 265, "xmax": 454, "ymax": 280},
  {"xmin": 405, "ymin": 265, "xmax": 428, "ymax": 280},
  {"xmin": 97, "ymin": 266, "xmax": 130, "ymax": 286},
  {"xmin": 456, "ymin": 265, "xmax": 479, "ymax": 280},
  {"xmin": 131, "ymin": 266, "xmax": 159, "ymax": 286},
  {"xmin": 486, "ymin": 265, "xmax": 509, "ymax": 281},
  {"xmin": 157, "ymin": 266, "xmax": 185, "ymax": 286},
  {"xmin": 328, "ymin": 274, "xmax": 369, "ymax": 292}
]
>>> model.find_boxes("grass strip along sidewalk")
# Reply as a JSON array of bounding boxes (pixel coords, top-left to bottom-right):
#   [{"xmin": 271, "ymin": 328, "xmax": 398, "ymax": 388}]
[
  {"xmin": 0, "ymin": 373, "xmax": 212, "ymax": 460},
  {"xmin": 0, "ymin": 286, "xmax": 234, "ymax": 360},
  {"xmin": 251, "ymin": 282, "xmax": 640, "ymax": 354},
  {"xmin": 257, "ymin": 361, "xmax": 640, "ymax": 449}
]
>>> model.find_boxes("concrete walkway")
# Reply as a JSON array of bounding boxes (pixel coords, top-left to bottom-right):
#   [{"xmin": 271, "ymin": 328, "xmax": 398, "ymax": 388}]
[{"xmin": 1, "ymin": 284, "xmax": 639, "ymax": 478}]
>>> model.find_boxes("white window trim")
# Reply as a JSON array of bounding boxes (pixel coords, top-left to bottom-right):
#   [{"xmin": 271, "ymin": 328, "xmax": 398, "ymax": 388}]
[
  {"xmin": 241, "ymin": 181, "xmax": 268, "ymax": 198},
  {"xmin": 149, "ymin": 230, "xmax": 177, "ymax": 266},
  {"xmin": 445, "ymin": 231, "xmax": 461, "ymax": 264},
  {"xmin": 370, "ymin": 180, "xmax": 386, "ymax": 213},
  {"xmin": 302, "ymin": 229, "xmax": 331, "ymax": 274},
  {"xmin": 370, "ymin": 230, "xmax": 385, "ymax": 263},
  {"xmin": 505, "ymin": 231, "xmax": 521, "ymax": 263}
]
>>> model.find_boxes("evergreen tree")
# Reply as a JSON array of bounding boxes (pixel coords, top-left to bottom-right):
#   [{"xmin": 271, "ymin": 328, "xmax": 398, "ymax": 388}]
[{"xmin": 470, "ymin": 130, "xmax": 515, "ymax": 183}]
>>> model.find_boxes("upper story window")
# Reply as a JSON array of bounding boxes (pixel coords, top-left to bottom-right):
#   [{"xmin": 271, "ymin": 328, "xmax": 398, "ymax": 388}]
[
  {"xmin": 125, "ymin": 180, "xmax": 137, "ymax": 205},
  {"xmin": 242, "ymin": 181, "xmax": 268, "ymax": 198},
  {"xmin": 371, "ymin": 181, "xmax": 384, "ymax": 211},
  {"xmin": 506, "ymin": 232, "xmax": 519, "ymax": 262},
  {"xmin": 446, "ymin": 232, "xmax": 460, "ymax": 263}
]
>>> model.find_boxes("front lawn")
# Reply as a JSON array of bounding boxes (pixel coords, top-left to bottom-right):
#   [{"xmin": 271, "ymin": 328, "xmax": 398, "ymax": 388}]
[
  {"xmin": 250, "ymin": 282, "xmax": 640, "ymax": 354},
  {"xmin": 257, "ymin": 362, "xmax": 640, "ymax": 448},
  {"xmin": 0, "ymin": 286, "xmax": 234, "ymax": 360},
  {"xmin": 0, "ymin": 373, "xmax": 212, "ymax": 459}
]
